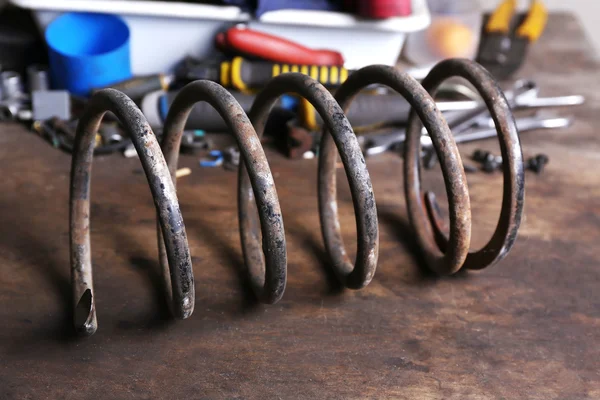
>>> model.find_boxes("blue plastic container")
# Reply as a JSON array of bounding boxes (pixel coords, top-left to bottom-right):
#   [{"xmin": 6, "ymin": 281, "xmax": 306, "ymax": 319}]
[{"xmin": 45, "ymin": 13, "xmax": 131, "ymax": 96}]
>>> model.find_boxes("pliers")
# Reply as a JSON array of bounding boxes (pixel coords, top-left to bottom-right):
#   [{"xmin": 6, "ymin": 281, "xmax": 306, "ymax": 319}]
[{"xmin": 477, "ymin": 0, "xmax": 548, "ymax": 80}]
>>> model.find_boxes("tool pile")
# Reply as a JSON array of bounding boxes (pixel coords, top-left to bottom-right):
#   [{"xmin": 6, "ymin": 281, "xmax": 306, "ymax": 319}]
[
  {"xmin": 359, "ymin": 79, "xmax": 582, "ymax": 173},
  {"xmin": 0, "ymin": 0, "xmax": 581, "ymax": 178}
]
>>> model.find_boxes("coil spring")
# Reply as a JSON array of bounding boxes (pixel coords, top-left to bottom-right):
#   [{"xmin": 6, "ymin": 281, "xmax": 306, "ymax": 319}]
[{"xmin": 70, "ymin": 58, "xmax": 524, "ymax": 336}]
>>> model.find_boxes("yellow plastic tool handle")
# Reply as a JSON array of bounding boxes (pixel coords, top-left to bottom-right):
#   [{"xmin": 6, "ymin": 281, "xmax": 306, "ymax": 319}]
[
  {"xmin": 516, "ymin": 0, "xmax": 548, "ymax": 42},
  {"xmin": 486, "ymin": 0, "xmax": 516, "ymax": 34},
  {"xmin": 219, "ymin": 58, "xmax": 254, "ymax": 93},
  {"xmin": 222, "ymin": 57, "xmax": 350, "ymax": 92},
  {"xmin": 275, "ymin": 64, "xmax": 350, "ymax": 130},
  {"xmin": 272, "ymin": 63, "xmax": 349, "ymax": 87}
]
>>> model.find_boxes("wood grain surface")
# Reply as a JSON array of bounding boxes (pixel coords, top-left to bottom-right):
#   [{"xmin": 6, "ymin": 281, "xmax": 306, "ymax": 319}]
[{"xmin": 0, "ymin": 13, "xmax": 598, "ymax": 400}]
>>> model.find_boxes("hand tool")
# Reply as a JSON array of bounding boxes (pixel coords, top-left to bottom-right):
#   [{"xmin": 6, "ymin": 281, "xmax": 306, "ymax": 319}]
[
  {"xmin": 441, "ymin": 79, "xmax": 582, "ymax": 135},
  {"xmin": 156, "ymin": 87, "xmax": 484, "ymax": 132},
  {"xmin": 421, "ymin": 112, "xmax": 568, "ymax": 169},
  {"xmin": 505, "ymin": 80, "xmax": 584, "ymax": 108},
  {"xmin": 477, "ymin": 0, "xmax": 548, "ymax": 79},
  {"xmin": 306, "ymin": 78, "xmax": 583, "ymax": 131},
  {"xmin": 158, "ymin": 76, "xmax": 581, "ymax": 136},
  {"xmin": 362, "ymin": 111, "xmax": 571, "ymax": 156},
  {"xmin": 154, "ymin": 80, "xmax": 522, "ymax": 132},
  {"xmin": 361, "ymin": 78, "xmax": 583, "ymax": 156},
  {"xmin": 216, "ymin": 26, "xmax": 344, "ymax": 66},
  {"xmin": 175, "ymin": 56, "xmax": 351, "ymax": 92}
]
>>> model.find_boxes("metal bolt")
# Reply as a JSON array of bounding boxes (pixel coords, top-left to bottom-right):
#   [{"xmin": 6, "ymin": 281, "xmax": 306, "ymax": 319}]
[{"xmin": 526, "ymin": 153, "xmax": 549, "ymax": 174}]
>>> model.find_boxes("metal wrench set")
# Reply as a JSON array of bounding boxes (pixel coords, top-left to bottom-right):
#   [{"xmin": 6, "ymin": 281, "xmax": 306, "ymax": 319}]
[{"xmin": 361, "ymin": 79, "xmax": 583, "ymax": 157}]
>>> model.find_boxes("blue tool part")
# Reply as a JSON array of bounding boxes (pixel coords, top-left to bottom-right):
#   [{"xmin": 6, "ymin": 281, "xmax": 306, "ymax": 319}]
[{"xmin": 199, "ymin": 150, "xmax": 224, "ymax": 167}]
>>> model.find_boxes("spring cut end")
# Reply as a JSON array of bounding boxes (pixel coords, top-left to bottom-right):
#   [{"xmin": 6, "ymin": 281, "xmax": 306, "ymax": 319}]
[
  {"xmin": 175, "ymin": 294, "xmax": 195, "ymax": 320},
  {"xmin": 74, "ymin": 289, "xmax": 97, "ymax": 336}
]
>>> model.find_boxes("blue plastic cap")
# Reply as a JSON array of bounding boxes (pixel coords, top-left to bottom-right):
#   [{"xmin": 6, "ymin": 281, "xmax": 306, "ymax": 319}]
[{"xmin": 46, "ymin": 13, "xmax": 132, "ymax": 96}]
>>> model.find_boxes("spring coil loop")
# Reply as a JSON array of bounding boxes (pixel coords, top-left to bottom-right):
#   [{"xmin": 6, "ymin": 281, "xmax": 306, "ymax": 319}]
[
  {"xmin": 160, "ymin": 77, "xmax": 378, "ymax": 303},
  {"xmin": 70, "ymin": 58, "xmax": 524, "ymax": 336},
  {"xmin": 325, "ymin": 58, "xmax": 524, "ymax": 276},
  {"xmin": 413, "ymin": 59, "xmax": 524, "ymax": 272},
  {"xmin": 70, "ymin": 90, "xmax": 194, "ymax": 336}
]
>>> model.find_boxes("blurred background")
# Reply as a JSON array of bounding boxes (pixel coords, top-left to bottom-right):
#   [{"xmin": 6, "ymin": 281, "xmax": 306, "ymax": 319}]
[{"xmin": 0, "ymin": 0, "xmax": 587, "ymax": 167}]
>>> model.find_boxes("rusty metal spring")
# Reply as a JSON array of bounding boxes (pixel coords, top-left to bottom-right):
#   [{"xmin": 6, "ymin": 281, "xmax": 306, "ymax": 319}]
[
  {"xmin": 70, "ymin": 58, "xmax": 524, "ymax": 336},
  {"xmin": 70, "ymin": 90, "xmax": 194, "ymax": 336},
  {"xmin": 328, "ymin": 58, "xmax": 525, "ymax": 276}
]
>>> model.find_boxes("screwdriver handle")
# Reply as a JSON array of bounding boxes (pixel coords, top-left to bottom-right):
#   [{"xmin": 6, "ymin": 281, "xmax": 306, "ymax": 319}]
[{"xmin": 223, "ymin": 57, "xmax": 350, "ymax": 91}]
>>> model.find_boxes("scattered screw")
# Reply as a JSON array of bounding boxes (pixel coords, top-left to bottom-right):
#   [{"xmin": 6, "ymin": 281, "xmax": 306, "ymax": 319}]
[
  {"xmin": 472, "ymin": 149, "xmax": 502, "ymax": 173},
  {"xmin": 482, "ymin": 159, "xmax": 501, "ymax": 172},
  {"xmin": 526, "ymin": 153, "xmax": 549, "ymax": 174},
  {"xmin": 472, "ymin": 149, "xmax": 488, "ymax": 163}
]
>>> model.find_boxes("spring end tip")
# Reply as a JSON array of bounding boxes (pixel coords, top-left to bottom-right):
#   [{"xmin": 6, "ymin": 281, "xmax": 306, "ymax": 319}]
[
  {"xmin": 174, "ymin": 295, "xmax": 194, "ymax": 320},
  {"xmin": 74, "ymin": 289, "xmax": 97, "ymax": 336}
]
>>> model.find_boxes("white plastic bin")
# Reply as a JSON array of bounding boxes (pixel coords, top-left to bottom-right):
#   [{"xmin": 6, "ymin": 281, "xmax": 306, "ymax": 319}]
[
  {"xmin": 10, "ymin": 0, "xmax": 251, "ymax": 75},
  {"xmin": 250, "ymin": 0, "xmax": 430, "ymax": 69},
  {"xmin": 10, "ymin": 0, "xmax": 430, "ymax": 74}
]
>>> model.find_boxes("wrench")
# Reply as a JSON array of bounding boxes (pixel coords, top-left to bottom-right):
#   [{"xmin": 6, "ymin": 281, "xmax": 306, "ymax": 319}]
[
  {"xmin": 363, "ymin": 112, "xmax": 572, "ymax": 156},
  {"xmin": 362, "ymin": 80, "xmax": 583, "ymax": 156}
]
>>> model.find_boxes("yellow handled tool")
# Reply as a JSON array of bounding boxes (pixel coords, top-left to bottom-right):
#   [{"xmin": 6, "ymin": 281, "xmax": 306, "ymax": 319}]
[
  {"xmin": 221, "ymin": 57, "xmax": 350, "ymax": 92},
  {"xmin": 516, "ymin": 0, "xmax": 548, "ymax": 42},
  {"xmin": 485, "ymin": 0, "xmax": 517, "ymax": 34},
  {"xmin": 477, "ymin": 0, "xmax": 548, "ymax": 79}
]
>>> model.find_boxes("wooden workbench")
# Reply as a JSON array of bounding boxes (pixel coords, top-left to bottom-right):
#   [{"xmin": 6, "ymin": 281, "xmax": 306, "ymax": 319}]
[{"xmin": 0, "ymin": 13, "xmax": 598, "ymax": 399}]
